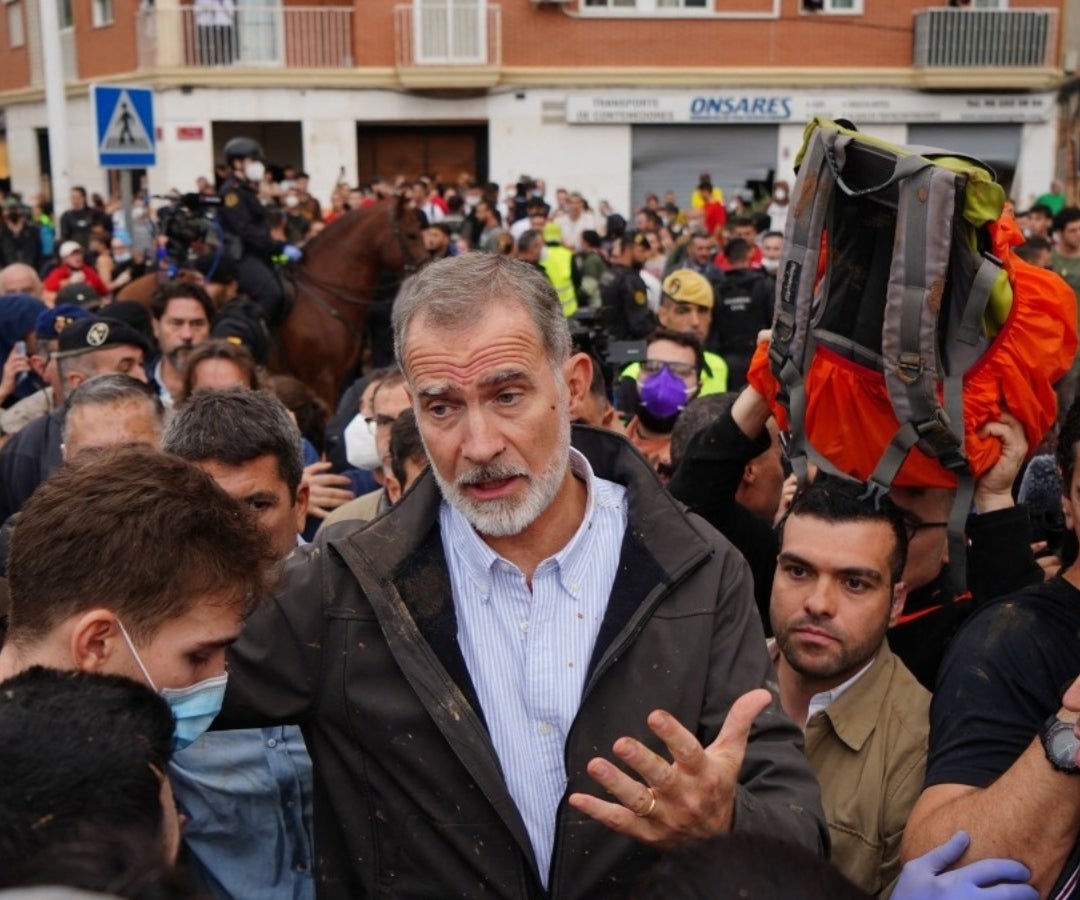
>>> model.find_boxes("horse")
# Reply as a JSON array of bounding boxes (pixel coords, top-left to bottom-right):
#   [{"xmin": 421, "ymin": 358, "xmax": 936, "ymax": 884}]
[
  {"xmin": 279, "ymin": 195, "xmax": 428, "ymax": 408},
  {"xmin": 114, "ymin": 195, "xmax": 429, "ymax": 409}
]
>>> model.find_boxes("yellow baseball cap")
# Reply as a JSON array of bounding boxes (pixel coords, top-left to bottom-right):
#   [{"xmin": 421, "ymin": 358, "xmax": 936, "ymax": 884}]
[{"xmin": 662, "ymin": 269, "xmax": 714, "ymax": 310}]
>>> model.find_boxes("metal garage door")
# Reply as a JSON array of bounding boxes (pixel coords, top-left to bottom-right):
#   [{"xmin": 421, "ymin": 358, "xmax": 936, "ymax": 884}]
[
  {"xmin": 631, "ymin": 124, "xmax": 778, "ymax": 212},
  {"xmin": 907, "ymin": 123, "xmax": 1021, "ymax": 194}
]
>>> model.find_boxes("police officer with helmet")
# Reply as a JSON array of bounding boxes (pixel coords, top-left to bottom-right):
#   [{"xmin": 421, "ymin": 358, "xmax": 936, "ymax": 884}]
[{"xmin": 217, "ymin": 137, "xmax": 299, "ymax": 326}]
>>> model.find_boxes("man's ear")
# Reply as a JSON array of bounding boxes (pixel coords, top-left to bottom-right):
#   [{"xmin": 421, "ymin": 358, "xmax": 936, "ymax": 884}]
[
  {"xmin": 600, "ymin": 404, "xmax": 624, "ymax": 435},
  {"xmin": 293, "ymin": 482, "xmax": 310, "ymax": 533},
  {"xmin": 887, "ymin": 582, "xmax": 909, "ymax": 628},
  {"xmin": 384, "ymin": 472, "xmax": 403, "ymax": 506},
  {"xmin": 69, "ymin": 609, "xmax": 124, "ymax": 674},
  {"xmin": 563, "ymin": 352, "xmax": 592, "ymax": 415}
]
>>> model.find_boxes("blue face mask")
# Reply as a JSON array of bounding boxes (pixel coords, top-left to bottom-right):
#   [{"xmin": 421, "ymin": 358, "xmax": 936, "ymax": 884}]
[
  {"xmin": 118, "ymin": 620, "xmax": 228, "ymax": 752},
  {"xmin": 639, "ymin": 365, "xmax": 690, "ymax": 419}
]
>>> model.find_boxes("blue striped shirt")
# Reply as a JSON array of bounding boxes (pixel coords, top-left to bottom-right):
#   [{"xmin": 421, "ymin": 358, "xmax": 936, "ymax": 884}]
[{"xmin": 441, "ymin": 448, "xmax": 628, "ymax": 886}]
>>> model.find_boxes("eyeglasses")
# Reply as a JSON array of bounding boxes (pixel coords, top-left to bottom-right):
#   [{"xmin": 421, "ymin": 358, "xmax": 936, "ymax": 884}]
[
  {"xmin": 900, "ymin": 514, "xmax": 949, "ymax": 540},
  {"xmin": 641, "ymin": 358, "xmax": 697, "ymax": 380}
]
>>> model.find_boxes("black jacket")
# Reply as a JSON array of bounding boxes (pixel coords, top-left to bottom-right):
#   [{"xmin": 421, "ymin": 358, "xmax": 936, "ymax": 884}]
[
  {"xmin": 599, "ymin": 264, "xmax": 655, "ymax": 341},
  {"xmin": 217, "ymin": 176, "xmax": 284, "ymax": 261},
  {"xmin": 0, "ymin": 407, "xmax": 63, "ymax": 522},
  {"xmin": 667, "ymin": 410, "xmax": 778, "ymax": 634},
  {"xmin": 219, "ymin": 427, "xmax": 826, "ymax": 898},
  {"xmin": 888, "ymin": 503, "xmax": 1045, "ymax": 691},
  {"xmin": 708, "ymin": 268, "xmax": 773, "ymax": 358},
  {"xmin": 0, "ymin": 222, "xmax": 42, "ymax": 271}
]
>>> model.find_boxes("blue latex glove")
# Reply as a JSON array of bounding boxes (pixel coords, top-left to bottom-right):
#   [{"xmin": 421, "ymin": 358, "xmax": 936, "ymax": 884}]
[
  {"xmin": 893, "ymin": 831, "xmax": 1039, "ymax": 900},
  {"xmin": 282, "ymin": 244, "xmax": 303, "ymax": 263}
]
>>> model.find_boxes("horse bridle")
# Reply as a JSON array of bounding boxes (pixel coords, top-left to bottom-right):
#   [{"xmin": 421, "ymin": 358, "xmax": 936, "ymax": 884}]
[
  {"xmin": 289, "ymin": 201, "xmax": 428, "ymax": 310},
  {"xmin": 392, "ymin": 202, "xmax": 428, "ymax": 278}
]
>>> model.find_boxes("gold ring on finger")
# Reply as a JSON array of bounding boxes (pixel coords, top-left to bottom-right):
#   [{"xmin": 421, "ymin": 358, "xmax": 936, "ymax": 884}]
[{"xmin": 634, "ymin": 786, "xmax": 657, "ymax": 818}]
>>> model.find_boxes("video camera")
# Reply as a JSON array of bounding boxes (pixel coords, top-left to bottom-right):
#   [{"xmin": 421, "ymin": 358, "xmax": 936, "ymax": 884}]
[
  {"xmin": 568, "ymin": 307, "xmax": 646, "ymax": 395},
  {"xmin": 153, "ymin": 193, "xmax": 223, "ymax": 266}
]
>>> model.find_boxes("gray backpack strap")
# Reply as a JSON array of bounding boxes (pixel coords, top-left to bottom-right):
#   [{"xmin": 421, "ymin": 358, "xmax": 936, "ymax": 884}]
[
  {"xmin": 946, "ymin": 252, "xmax": 1002, "ymax": 381},
  {"xmin": 771, "ymin": 124, "xmax": 839, "ymax": 482},
  {"xmin": 827, "ymin": 142, "xmax": 937, "ymax": 199},
  {"xmin": 875, "ymin": 160, "xmax": 978, "ymax": 592},
  {"xmin": 771, "ymin": 123, "xmax": 835, "ymax": 376},
  {"xmin": 882, "ymin": 162, "xmax": 966, "ymax": 470}
]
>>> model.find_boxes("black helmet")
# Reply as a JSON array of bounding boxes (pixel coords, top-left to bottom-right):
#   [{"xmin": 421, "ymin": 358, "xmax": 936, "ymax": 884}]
[{"xmin": 223, "ymin": 137, "xmax": 264, "ymax": 164}]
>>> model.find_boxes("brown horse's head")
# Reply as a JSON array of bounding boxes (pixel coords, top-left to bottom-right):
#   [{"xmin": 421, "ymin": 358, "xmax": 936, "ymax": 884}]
[
  {"xmin": 298, "ymin": 195, "xmax": 429, "ymax": 285},
  {"xmin": 278, "ymin": 197, "xmax": 433, "ymax": 407},
  {"xmin": 384, "ymin": 193, "xmax": 430, "ymax": 277}
]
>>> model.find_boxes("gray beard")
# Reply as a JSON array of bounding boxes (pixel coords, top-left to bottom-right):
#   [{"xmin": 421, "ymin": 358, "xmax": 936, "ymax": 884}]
[{"xmin": 427, "ymin": 412, "xmax": 571, "ymax": 539}]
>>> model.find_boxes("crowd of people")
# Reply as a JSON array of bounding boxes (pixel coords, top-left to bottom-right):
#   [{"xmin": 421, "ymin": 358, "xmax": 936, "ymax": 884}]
[{"xmin": 0, "ymin": 144, "xmax": 1078, "ymax": 900}]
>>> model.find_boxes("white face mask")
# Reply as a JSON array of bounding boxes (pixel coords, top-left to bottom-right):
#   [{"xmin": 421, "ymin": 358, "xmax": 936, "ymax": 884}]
[
  {"xmin": 773, "ymin": 189, "xmax": 788, "ymax": 203},
  {"xmin": 762, "ymin": 257, "xmax": 780, "ymax": 274},
  {"xmin": 244, "ymin": 160, "xmax": 265, "ymax": 183},
  {"xmin": 344, "ymin": 413, "xmax": 381, "ymax": 470},
  {"xmin": 284, "ymin": 195, "xmax": 300, "ymax": 209}
]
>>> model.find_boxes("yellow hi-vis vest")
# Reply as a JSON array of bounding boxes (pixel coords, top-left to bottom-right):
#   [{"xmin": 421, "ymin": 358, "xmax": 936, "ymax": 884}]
[{"xmin": 541, "ymin": 245, "xmax": 578, "ymax": 318}]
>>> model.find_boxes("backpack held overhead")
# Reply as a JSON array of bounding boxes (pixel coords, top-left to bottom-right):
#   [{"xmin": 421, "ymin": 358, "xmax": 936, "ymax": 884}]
[{"xmin": 747, "ymin": 117, "xmax": 1077, "ymax": 584}]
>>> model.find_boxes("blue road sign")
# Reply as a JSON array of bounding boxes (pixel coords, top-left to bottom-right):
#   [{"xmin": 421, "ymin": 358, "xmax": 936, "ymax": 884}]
[{"xmin": 93, "ymin": 84, "xmax": 155, "ymax": 168}]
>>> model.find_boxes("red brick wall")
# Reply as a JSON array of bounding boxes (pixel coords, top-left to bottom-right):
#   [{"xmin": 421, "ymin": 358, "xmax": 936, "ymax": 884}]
[
  {"xmin": 73, "ymin": 0, "xmax": 140, "ymax": 79},
  {"xmin": 0, "ymin": 4, "xmax": 31, "ymax": 92},
  {"xmin": 363, "ymin": 0, "xmax": 1063, "ymax": 73},
  {"xmin": 501, "ymin": 0, "xmax": 1057, "ymax": 70},
  {"xmin": 0, "ymin": 0, "xmax": 1064, "ymax": 91},
  {"xmin": 355, "ymin": 2, "xmax": 397, "ymax": 66}
]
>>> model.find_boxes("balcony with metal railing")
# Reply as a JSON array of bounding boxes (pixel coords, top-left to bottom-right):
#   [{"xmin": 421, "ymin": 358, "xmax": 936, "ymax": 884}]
[
  {"xmin": 136, "ymin": 4, "xmax": 354, "ymax": 71},
  {"xmin": 913, "ymin": 7, "xmax": 1058, "ymax": 69},
  {"xmin": 393, "ymin": 1, "xmax": 501, "ymax": 88}
]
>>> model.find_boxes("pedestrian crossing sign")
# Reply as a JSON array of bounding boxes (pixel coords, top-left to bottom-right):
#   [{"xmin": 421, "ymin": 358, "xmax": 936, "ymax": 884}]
[{"xmin": 93, "ymin": 84, "xmax": 156, "ymax": 168}]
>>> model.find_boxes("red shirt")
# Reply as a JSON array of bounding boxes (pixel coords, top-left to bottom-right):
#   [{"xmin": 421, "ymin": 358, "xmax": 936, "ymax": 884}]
[
  {"xmin": 43, "ymin": 263, "xmax": 108, "ymax": 297},
  {"xmin": 714, "ymin": 245, "xmax": 764, "ymax": 272}
]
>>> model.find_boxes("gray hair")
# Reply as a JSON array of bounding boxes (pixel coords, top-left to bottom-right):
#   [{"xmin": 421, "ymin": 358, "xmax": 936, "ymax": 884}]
[
  {"xmin": 391, "ymin": 254, "xmax": 572, "ymax": 373},
  {"xmin": 516, "ymin": 229, "xmax": 544, "ymax": 256},
  {"xmin": 162, "ymin": 388, "xmax": 305, "ymax": 497},
  {"xmin": 61, "ymin": 374, "xmax": 164, "ymax": 444},
  {"xmin": 57, "ymin": 353, "xmax": 100, "ymax": 387}
]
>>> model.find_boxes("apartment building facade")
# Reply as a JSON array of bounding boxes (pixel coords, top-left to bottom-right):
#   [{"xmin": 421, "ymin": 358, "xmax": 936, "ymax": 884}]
[{"xmin": 0, "ymin": 0, "xmax": 1067, "ymax": 213}]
